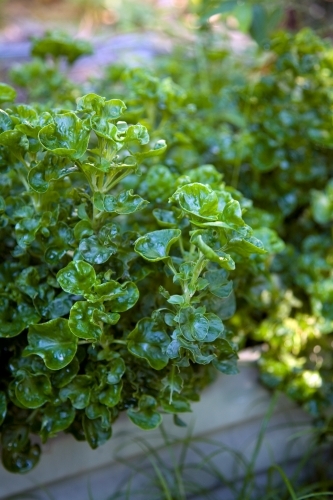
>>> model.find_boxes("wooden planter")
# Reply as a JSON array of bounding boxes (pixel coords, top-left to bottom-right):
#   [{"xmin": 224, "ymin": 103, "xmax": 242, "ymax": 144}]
[{"xmin": 0, "ymin": 351, "xmax": 312, "ymax": 500}]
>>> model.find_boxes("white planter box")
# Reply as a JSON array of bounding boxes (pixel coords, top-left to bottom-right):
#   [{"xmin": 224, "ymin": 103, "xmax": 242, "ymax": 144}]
[{"xmin": 0, "ymin": 352, "xmax": 312, "ymax": 500}]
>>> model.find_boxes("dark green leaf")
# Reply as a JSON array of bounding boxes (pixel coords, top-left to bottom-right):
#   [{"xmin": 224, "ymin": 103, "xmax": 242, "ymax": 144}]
[
  {"xmin": 127, "ymin": 318, "xmax": 170, "ymax": 370},
  {"xmin": 179, "ymin": 308, "xmax": 209, "ymax": 341},
  {"xmin": 15, "ymin": 373, "xmax": 52, "ymax": 409},
  {"xmin": 90, "ymin": 280, "xmax": 139, "ymax": 312},
  {"xmin": 2, "ymin": 444, "xmax": 40, "ymax": 474},
  {"xmin": 0, "ymin": 109, "xmax": 13, "ymax": 133},
  {"xmin": 204, "ymin": 269, "xmax": 233, "ymax": 298},
  {"xmin": 83, "ymin": 415, "xmax": 112, "ymax": 450},
  {"xmin": 0, "ymin": 300, "xmax": 40, "ymax": 338},
  {"xmin": 41, "ymin": 403, "xmax": 76, "ymax": 440},
  {"xmin": 28, "ymin": 156, "xmax": 77, "ymax": 193},
  {"xmin": 59, "ymin": 375, "xmax": 93, "ymax": 409},
  {"xmin": 51, "ymin": 358, "xmax": 80, "ymax": 388},
  {"xmin": 85, "ymin": 403, "xmax": 110, "ymax": 429},
  {"xmin": 57, "ymin": 260, "xmax": 96, "ymax": 295},
  {"xmin": 0, "ymin": 392, "xmax": 6, "ymax": 426},
  {"xmin": 74, "ymin": 220, "xmax": 94, "ymax": 241},
  {"xmin": 24, "ymin": 318, "xmax": 78, "ymax": 370},
  {"xmin": 127, "ymin": 395, "xmax": 162, "ymax": 430},
  {"xmin": 98, "ymin": 382, "xmax": 122, "ymax": 407},
  {"xmin": 153, "ymin": 209, "xmax": 178, "ymax": 228},
  {"xmin": 79, "ymin": 236, "xmax": 116, "ymax": 265},
  {"xmin": 161, "ymin": 394, "xmax": 191, "ymax": 414},
  {"xmin": 106, "ymin": 358, "xmax": 126, "ymax": 385}
]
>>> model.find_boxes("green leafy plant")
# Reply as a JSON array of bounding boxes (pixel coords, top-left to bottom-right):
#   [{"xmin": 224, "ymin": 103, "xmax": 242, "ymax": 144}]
[
  {"xmin": 0, "ymin": 34, "xmax": 274, "ymax": 473},
  {"xmin": 1, "ymin": 9, "xmax": 333, "ymax": 476},
  {"xmin": 96, "ymin": 26, "xmax": 333, "ymax": 442}
]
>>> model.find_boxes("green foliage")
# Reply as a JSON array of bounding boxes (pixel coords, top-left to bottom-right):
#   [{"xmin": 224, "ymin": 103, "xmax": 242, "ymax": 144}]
[
  {"xmin": 0, "ymin": 34, "xmax": 274, "ymax": 473},
  {"xmin": 96, "ymin": 25, "xmax": 333, "ymax": 444},
  {"xmin": 197, "ymin": 0, "xmax": 284, "ymax": 46},
  {"xmin": 31, "ymin": 31, "xmax": 93, "ymax": 64},
  {"xmin": 2, "ymin": 18, "xmax": 333, "ymax": 474}
]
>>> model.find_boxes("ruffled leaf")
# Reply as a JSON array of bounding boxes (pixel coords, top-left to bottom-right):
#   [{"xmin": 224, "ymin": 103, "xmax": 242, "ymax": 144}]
[
  {"xmin": 24, "ymin": 318, "xmax": 78, "ymax": 370},
  {"xmin": 127, "ymin": 395, "xmax": 162, "ymax": 430},
  {"xmin": 134, "ymin": 229, "xmax": 181, "ymax": 262},
  {"xmin": 127, "ymin": 318, "xmax": 170, "ymax": 370}
]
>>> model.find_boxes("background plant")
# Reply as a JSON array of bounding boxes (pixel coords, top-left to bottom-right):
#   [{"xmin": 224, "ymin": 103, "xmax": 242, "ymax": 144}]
[{"xmin": 94, "ymin": 24, "xmax": 333, "ymax": 441}]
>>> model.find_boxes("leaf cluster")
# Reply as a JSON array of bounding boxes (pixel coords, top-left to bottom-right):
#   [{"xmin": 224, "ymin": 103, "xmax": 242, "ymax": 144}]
[
  {"xmin": 0, "ymin": 35, "xmax": 273, "ymax": 473},
  {"xmin": 96, "ymin": 27, "xmax": 333, "ymax": 442}
]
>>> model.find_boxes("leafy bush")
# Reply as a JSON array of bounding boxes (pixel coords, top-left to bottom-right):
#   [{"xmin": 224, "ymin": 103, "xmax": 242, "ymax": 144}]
[
  {"xmin": 97, "ymin": 28, "xmax": 333, "ymax": 438},
  {"xmin": 1, "ymin": 22, "xmax": 332, "ymax": 474},
  {"xmin": 0, "ymin": 36, "xmax": 273, "ymax": 473}
]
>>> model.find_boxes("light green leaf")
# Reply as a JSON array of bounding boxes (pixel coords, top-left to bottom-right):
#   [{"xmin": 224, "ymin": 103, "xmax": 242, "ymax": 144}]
[
  {"xmin": 125, "ymin": 124, "xmax": 149, "ymax": 145},
  {"xmin": 233, "ymin": 3, "xmax": 253, "ymax": 33},
  {"xmin": 161, "ymin": 394, "xmax": 191, "ymax": 414},
  {"xmin": 57, "ymin": 260, "xmax": 96, "ymax": 295},
  {"xmin": 68, "ymin": 301, "xmax": 104, "ymax": 340},
  {"xmin": 191, "ymin": 232, "xmax": 235, "ymax": 270},
  {"xmin": 170, "ymin": 183, "xmax": 218, "ymax": 221},
  {"xmin": 77, "ymin": 94, "xmax": 126, "ymax": 120},
  {"xmin": 0, "ymin": 83, "xmax": 16, "ymax": 104},
  {"xmin": 134, "ymin": 229, "xmax": 181, "ymax": 262},
  {"xmin": 13, "ymin": 105, "xmax": 52, "ymax": 138},
  {"xmin": 0, "ymin": 130, "xmax": 29, "ymax": 154},
  {"xmin": 228, "ymin": 235, "xmax": 266, "ymax": 256},
  {"xmin": 135, "ymin": 139, "xmax": 167, "ymax": 160},
  {"xmin": 76, "ymin": 93, "xmax": 106, "ymax": 115},
  {"xmin": 31, "ymin": 32, "xmax": 92, "ymax": 63},
  {"xmin": 103, "ymin": 190, "xmax": 149, "ymax": 215},
  {"xmin": 39, "ymin": 112, "xmax": 90, "ymax": 159}
]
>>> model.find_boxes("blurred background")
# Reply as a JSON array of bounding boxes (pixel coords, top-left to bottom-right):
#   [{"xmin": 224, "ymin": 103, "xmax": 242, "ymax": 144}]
[
  {"xmin": 0, "ymin": 0, "xmax": 333, "ymax": 43},
  {"xmin": 1, "ymin": 0, "xmax": 333, "ymax": 85}
]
